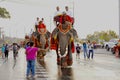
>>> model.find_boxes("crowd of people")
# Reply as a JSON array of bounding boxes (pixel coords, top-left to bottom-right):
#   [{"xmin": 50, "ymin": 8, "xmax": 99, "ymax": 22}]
[
  {"xmin": 1, "ymin": 43, "xmax": 20, "ymax": 60},
  {"xmin": 75, "ymin": 40, "xmax": 95, "ymax": 60}
]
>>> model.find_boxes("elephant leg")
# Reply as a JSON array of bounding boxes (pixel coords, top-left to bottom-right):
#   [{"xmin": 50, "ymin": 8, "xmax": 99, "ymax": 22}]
[
  {"xmin": 67, "ymin": 53, "xmax": 73, "ymax": 66},
  {"xmin": 61, "ymin": 57, "xmax": 67, "ymax": 67},
  {"xmin": 57, "ymin": 56, "xmax": 67, "ymax": 67},
  {"xmin": 57, "ymin": 54, "xmax": 60, "ymax": 66},
  {"xmin": 56, "ymin": 54, "xmax": 73, "ymax": 67}
]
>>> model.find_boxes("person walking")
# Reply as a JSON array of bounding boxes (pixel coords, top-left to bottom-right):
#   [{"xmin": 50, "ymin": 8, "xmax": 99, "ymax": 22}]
[
  {"xmin": 4, "ymin": 44, "xmax": 9, "ymax": 59},
  {"xmin": 25, "ymin": 42, "xmax": 40, "ymax": 79},
  {"xmin": 1, "ymin": 44, "xmax": 5, "ymax": 59},
  {"xmin": 13, "ymin": 43, "xmax": 19, "ymax": 61},
  {"xmin": 88, "ymin": 41, "xmax": 94, "ymax": 59},
  {"xmin": 83, "ymin": 42, "xmax": 88, "ymax": 59},
  {"xmin": 76, "ymin": 44, "xmax": 81, "ymax": 59}
]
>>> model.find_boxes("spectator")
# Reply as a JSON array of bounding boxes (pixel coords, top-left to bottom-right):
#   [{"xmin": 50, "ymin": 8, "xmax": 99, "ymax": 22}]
[
  {"xmin": 88, "ymin": 41, "xmax": 94, "ymax": 59},
  {"xmin": 1, "ymin": 44, "xmax": 5, "ymax": 59},
  {"xmin": 76, "ymin": 44, "xmax": 81, "ymax": 59},
  {"xmin": 83, "ymin": 42, "xmax": 88, "ymax": 59},
  {"xmin": 4, "ymin": 44, "xmax": 9, "ymax": 59}
]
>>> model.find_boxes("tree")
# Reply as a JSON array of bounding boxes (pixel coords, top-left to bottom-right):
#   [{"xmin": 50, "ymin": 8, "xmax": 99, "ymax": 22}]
[
  {"xmin": 0, "ymin": 7, "xmax": 10, "ymax": 18},
  {"xmin": 86, "ymin": 30, "xmax": 118, "ymax": 43}
]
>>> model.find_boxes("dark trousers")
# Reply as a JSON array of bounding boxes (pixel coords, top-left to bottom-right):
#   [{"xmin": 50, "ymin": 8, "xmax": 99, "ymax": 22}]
[
  {"xmin": 5, "ymin": 50, "xmax": 9, "ymax": 58},
  {"xmin": 88, "ymin": 50, "xmax": 94, "ymax": 59}
]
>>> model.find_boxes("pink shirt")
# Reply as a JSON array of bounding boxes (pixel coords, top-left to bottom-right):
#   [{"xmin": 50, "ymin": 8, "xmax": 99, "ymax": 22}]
[{"xmin": 26, "ymin": 47, "xmax": 38, "ymax": 60}]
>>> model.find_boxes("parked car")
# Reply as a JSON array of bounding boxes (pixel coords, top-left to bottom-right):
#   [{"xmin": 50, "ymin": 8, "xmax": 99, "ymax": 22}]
[
  {"xmin": 103, "ymin": 39, "xmax": 119, "ymax": 51},
  {"xmin": 109, "ymin": 39, "xmax": 119, "ymax": 52}
]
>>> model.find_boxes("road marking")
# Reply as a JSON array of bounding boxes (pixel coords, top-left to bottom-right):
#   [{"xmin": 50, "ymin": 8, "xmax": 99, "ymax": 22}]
[{"xmin": 35, "ymin": 62, "xmax": 49, "ymax": 79}]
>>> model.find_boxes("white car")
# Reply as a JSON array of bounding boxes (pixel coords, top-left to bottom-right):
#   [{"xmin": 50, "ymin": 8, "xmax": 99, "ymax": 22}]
[
  {"xmin": 107, "ymin": 42, "xmax": 116, "ymax": 48},
  {"xmin": 104, "ymin": 39, "xmax": 118, "ymax": 51}
]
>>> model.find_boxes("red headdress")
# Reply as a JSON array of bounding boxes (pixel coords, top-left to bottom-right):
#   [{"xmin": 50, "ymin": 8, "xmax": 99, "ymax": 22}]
[
  {"xmin": 38, "ymin": 23, "xmax": 46, "ymax": 34},
  {"xmin": 59, "ymin": 14, "xmax": 73, "ymax": 24},
  {"xmin": 38, "ymin": 23, "xmax": 46, "ymax": 29}
]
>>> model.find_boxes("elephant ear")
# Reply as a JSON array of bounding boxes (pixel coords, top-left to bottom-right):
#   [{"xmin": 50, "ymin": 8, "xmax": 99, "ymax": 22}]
[
  {"xmin": 50, "ymin": 27, "xmax": 59, "ymax": 50},
  {"xmin": 70, "ymin": 28, "xmax": 78, "ymax": 39},
  {"xmin": 50, "ymin": 37, "xmax": 58, "ymax": 50},
  {"xmin": 51, "ymin": 27, "xmax": 59, "ymax": 37},
  {"xmin": 46, "ymin": 30, "xmax": 51, "ymax": 39},
  {"xmin": 71, "ymin": 41, "xmax": 75, "ymax": 53}
]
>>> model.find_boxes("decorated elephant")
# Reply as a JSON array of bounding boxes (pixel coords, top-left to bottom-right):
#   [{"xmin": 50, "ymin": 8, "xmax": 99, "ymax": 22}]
[
  {"xmin": 30, "ymin": 23, "xmax": 51, "ymax": 61},
  {"xmin": 51, "ymin": 20, "xmax": 78, "ymax": 67}
]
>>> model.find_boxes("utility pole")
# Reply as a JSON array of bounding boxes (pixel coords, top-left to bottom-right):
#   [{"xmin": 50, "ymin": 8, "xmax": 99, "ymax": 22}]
[
  {"xmin": 0, "ymin": 27, "xmax": 3, "ymax": 39},
  {"xmin": 118, "ymin": 0, "xmax": 120, "ymax": 39},
  {"xmin": 1, "ymin": 31, "xmax": 4, "ymax": 41}
]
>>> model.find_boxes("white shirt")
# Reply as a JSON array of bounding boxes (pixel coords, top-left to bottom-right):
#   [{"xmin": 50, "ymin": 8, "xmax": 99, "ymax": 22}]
[
  {"xmin": 88, "ymin": 44, "xmax": 94, "ymax": 50},
  {"xmin": 54, "ymin": 11, "xmax": 62, "ymax": 17},
  {"xmin": 35, "ymin": 20, "xmax": 39, "ymax": 25},
  {"xmin": 65, "ymin": 10, "xmax": 73, "ymax": 17}
]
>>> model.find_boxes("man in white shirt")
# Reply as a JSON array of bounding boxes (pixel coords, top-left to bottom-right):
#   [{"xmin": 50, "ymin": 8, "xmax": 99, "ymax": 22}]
[
  {"xmin": 54, "ymin": 6, "xmax": 62, "ymax": 17},
  {"xmin": 65, "ymin": 6, "xmax": 74, "ymax": 25},
  {"xmin": 65, "ymin": 6, "xmax": 73, "ymax": 17},
  {"xmin": 88, "ymin": 41, "xmax": 94, "ymax": 59},
  {"xmin": 54, "ymin": 6, "xmax": 62, "ymax": 26},
  {"xmin": 35, "ymin": 17, "xmax": 40, "ymax": 32}
]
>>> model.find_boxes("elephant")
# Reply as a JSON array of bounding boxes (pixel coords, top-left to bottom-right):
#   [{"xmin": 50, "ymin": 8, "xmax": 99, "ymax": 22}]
[
  {"xmin": 30, "ymin": 28, "xmax": 51, "ymax": 61},
  {"xmin": 51, "ymin": 21, "xmax": 78, "ymax": 67}
]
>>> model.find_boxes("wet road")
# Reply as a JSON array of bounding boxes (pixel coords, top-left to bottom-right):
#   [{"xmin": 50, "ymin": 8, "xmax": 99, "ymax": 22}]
[
  {"xmin": 0, "ymin": 48, "xmax": 120, "ymax": 80},
  {"xmin": 0, "ymin": 48, "xmax": 49, "ymax": 80},
  {"xmin": 45, "ymin": 49, "xmax": 120, "ymax": 80}
]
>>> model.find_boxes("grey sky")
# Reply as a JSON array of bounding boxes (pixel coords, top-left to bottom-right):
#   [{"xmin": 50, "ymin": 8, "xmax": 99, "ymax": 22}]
[{"xmin": 0, "ymin": 0, "xmax": 119, "ymax": 39}]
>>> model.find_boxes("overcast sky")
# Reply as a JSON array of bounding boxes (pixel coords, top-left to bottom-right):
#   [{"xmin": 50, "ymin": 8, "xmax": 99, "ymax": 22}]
[{"xmin": 0, "ymin": 0, "xmax": 119, "ymax": 39}]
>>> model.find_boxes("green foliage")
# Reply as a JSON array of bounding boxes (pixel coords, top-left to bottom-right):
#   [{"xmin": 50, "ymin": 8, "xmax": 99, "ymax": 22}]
[
  {"xmin": 0, "ymin": 7, "xmax": 10, "ymax": 18},
  {"xmin": 86, "ymin": 30, "xmax": 118, "ymax": 43}
]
